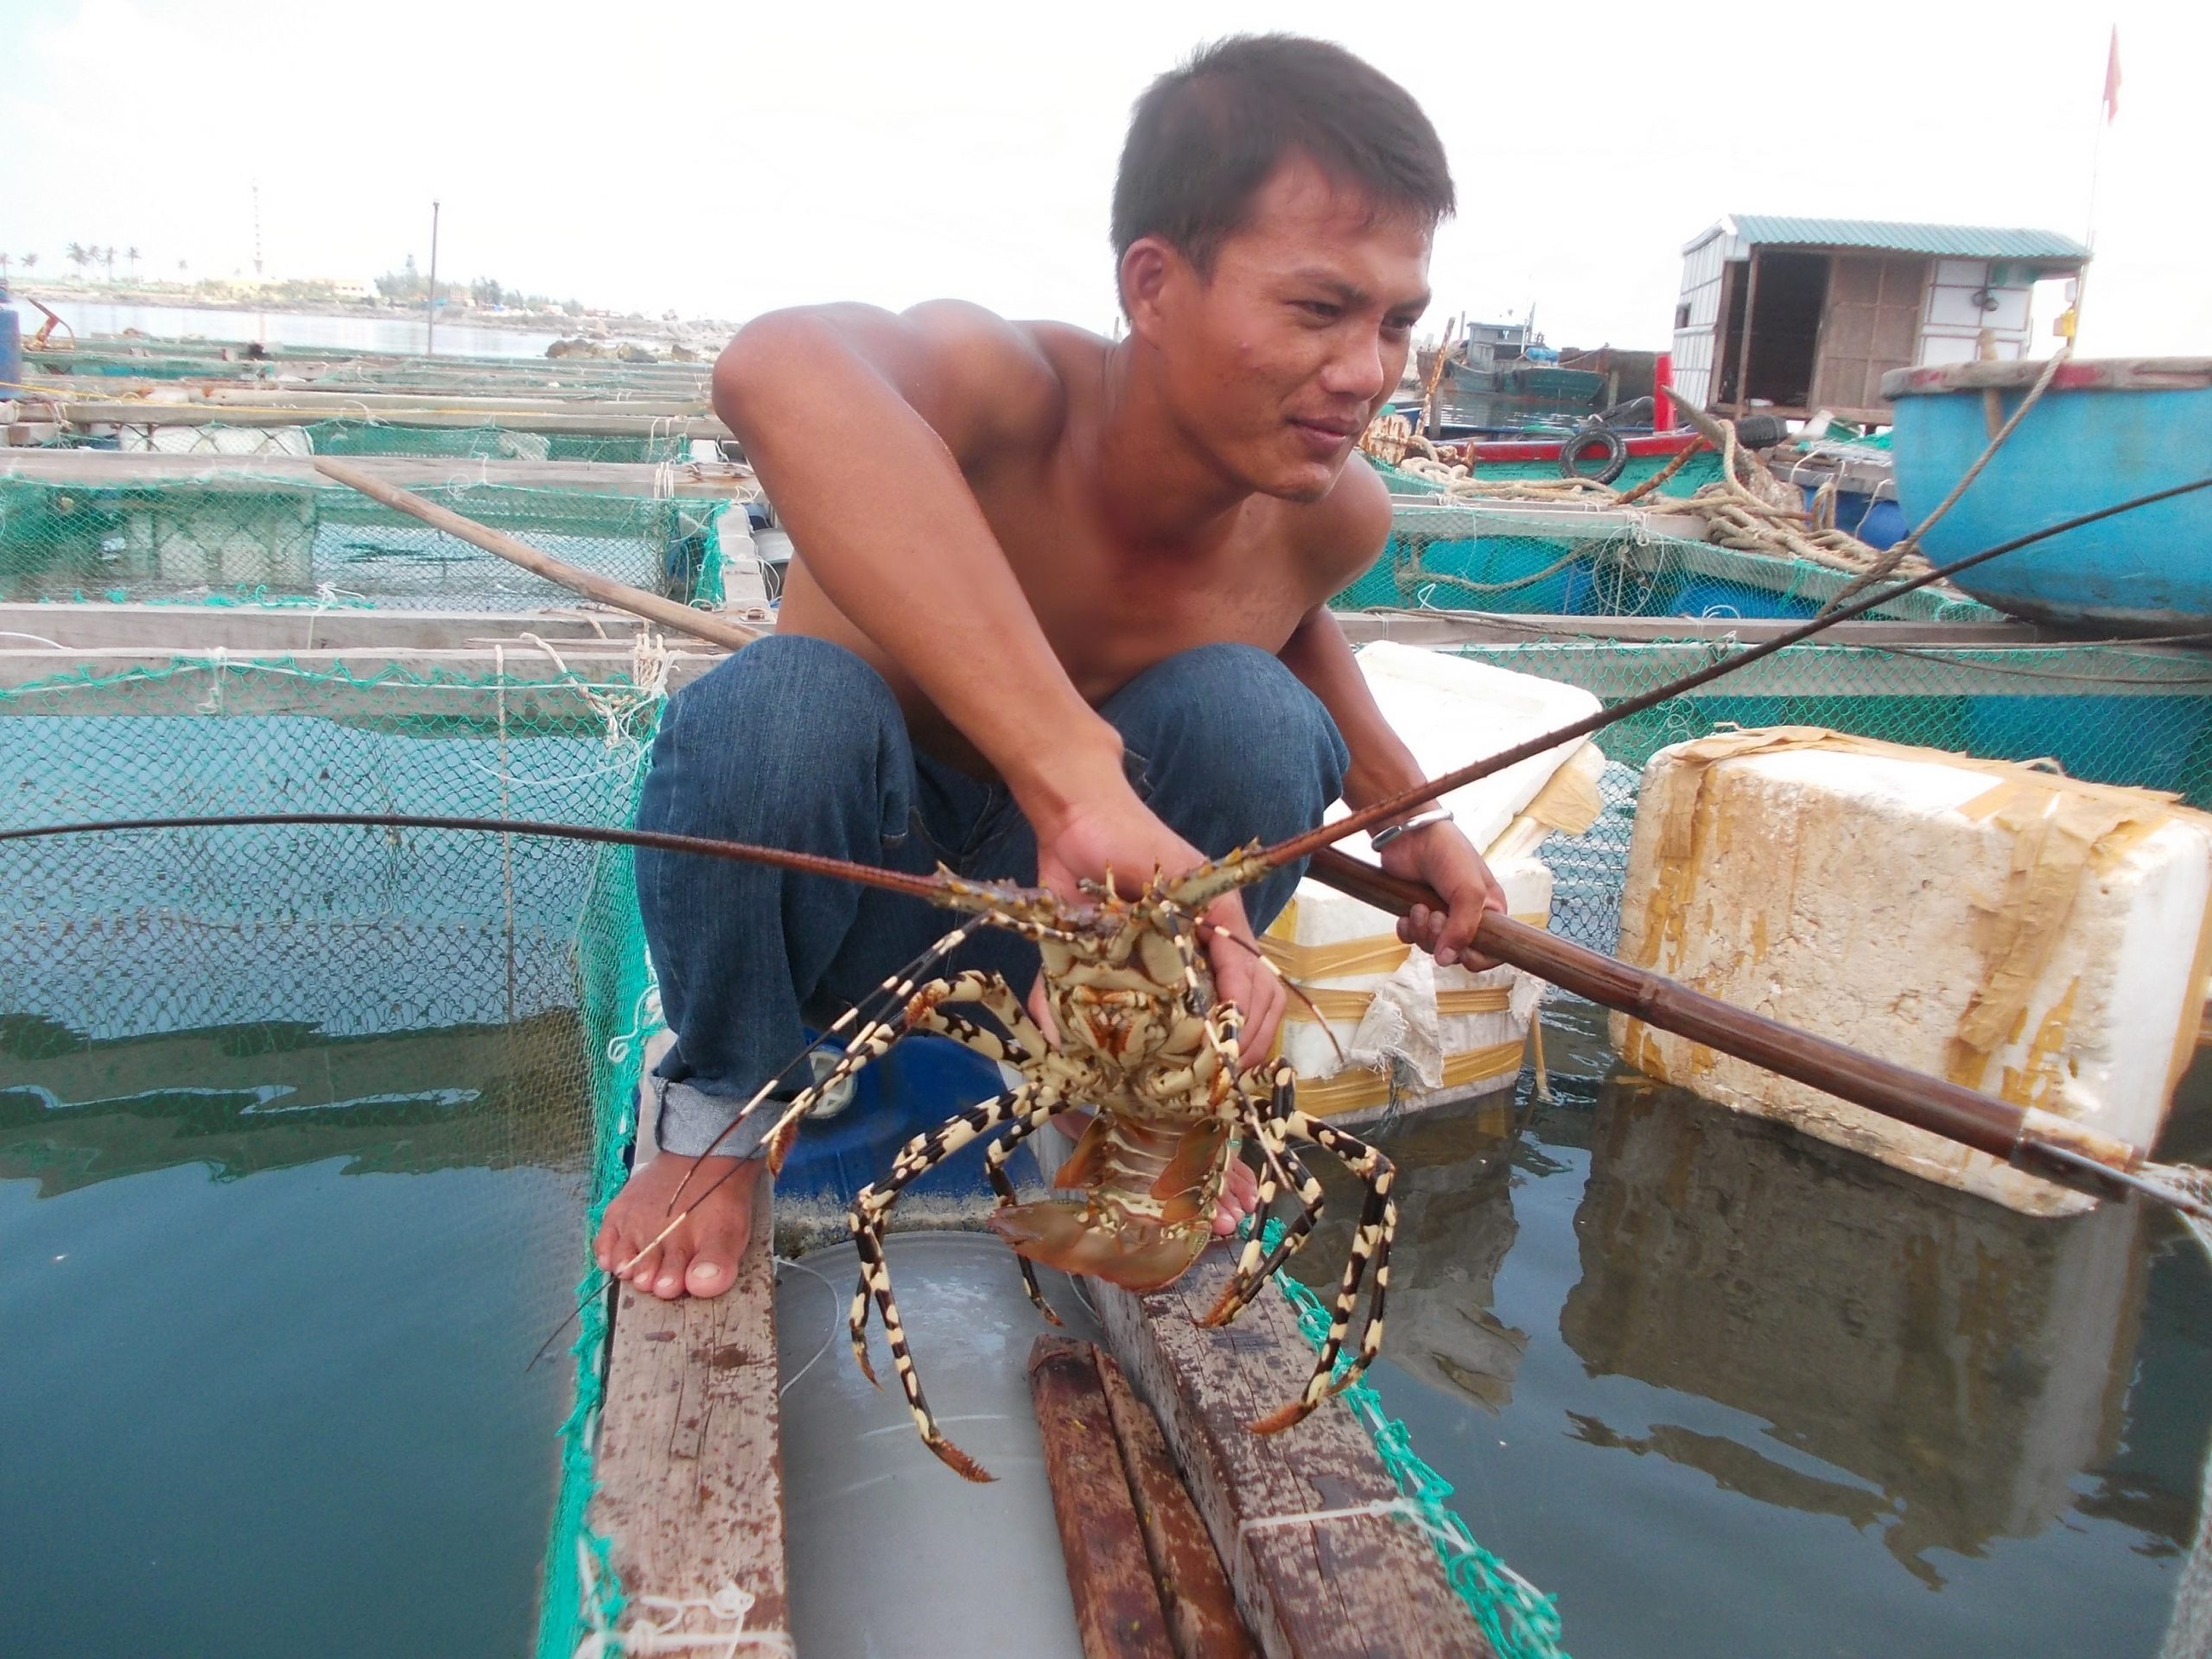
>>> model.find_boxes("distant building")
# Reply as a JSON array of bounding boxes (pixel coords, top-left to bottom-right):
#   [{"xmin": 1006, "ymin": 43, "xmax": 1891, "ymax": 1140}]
[{"xmin": 1670, "ymin": 216, "xmax": 2090, "ymax": 422}]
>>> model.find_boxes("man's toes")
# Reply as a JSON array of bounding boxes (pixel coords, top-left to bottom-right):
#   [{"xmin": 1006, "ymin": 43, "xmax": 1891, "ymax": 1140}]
[
  {"xmin": 652, "ymin": 1246, "xmax": 691, "ymax": 1300},
  {"xmin": 686, "ymin": 1246, "xmax": 737, "ymax": 1299},
  {"xmin": 620, "ymin": 1243, "xmax": 662, "ymax": 1287}
]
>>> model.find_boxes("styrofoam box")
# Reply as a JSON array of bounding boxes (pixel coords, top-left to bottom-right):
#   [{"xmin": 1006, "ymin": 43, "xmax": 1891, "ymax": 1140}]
[
  {"xmin": 1264, "ymin": 645, "xmax": 1600, "ymax": 1125},
  {"xmin": 1612, "ymin": 736, "xmax": 2212, "ymax": 1215},
  {"xmin": 1324, "ymin": 642, "xmax": 1602, "ymax": 846}
]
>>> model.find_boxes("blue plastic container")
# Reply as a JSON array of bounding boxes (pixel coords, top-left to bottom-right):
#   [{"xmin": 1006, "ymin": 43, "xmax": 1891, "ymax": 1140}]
[
  {"xmin": 1799, "ymin": 482, "xmax": 1905, "ymax": 550},
  {"xmin": 1889, "ymin": 358, "xmax": 2212, "ymax": 628},
  {"xmin": 772, "ymin": 1033, "xmax": 1010, "ymax": 1204}
]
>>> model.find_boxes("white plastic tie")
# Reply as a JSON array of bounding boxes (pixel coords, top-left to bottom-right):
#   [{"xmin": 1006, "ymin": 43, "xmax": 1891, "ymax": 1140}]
[
  {"xmin": 1240, "ymin": 1496, "xmax": 1458, "ymax": 1550},
  {"xmin": 197, "ymin": 647, "xmax": 228, "ymax": 715}
]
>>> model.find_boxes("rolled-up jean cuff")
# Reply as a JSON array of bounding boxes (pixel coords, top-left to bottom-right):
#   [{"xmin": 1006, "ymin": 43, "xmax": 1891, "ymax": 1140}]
[{"xmin": 655, "ymin": 1076, "xmax": 777, "ymax": 1160}]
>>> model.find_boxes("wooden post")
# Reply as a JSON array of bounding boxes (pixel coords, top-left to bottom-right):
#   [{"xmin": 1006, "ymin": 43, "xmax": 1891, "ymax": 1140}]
[
  {"xmin": 1096, "ymin": 1249, "xmax": 1493, "ymax": 1659},
  {"xmin": 1096, "ymin": 1345, "xmax": 1256, "ymax": 1659},
  {"xmin": 1733, "ymin": 247, "xmax": 1761, "ymax": 416},
  {"xmin": 310, "ymin": 457, "xmax": 762, "ymax": 651},
  {"xmin": 1028, "ymin": 1336, "xmax": 1180, "ymax": 1659},
  {"xmin": 425, "ymin": 200, "xmax": 440, "ymax": 357}
]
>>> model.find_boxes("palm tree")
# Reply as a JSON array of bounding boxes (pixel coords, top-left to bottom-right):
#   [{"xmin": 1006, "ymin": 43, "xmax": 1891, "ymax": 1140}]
[
  {"xmin": 0, "ymin": 253, "xmax": 10, "ymax": 282},
  {"xmin": 65, "ymin": 242, "xmax": 87, "ymax": 276},
  {"xmin": 100, "ymin": 246, "xmax": 116, "ymax": 284},
  {"xmin": 21, "ymin": 252, "xmax": 37, "ymax": 272},
  {"xmin": 125, "ymin": 245, "xmax": 140, "ymax": 282}
]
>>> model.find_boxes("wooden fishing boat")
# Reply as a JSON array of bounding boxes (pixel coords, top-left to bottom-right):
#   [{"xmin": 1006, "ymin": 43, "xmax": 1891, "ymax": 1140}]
[
  {"xmin": 1438, "ymin": 319, "xmax": 1606, "ymax": 429},
  {"xmin": 1885, "ymin": 357, "xmax": 2212, "ymax": 629}
]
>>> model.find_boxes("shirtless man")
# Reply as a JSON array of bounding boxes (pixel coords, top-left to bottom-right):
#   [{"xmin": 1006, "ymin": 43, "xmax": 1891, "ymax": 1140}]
[{"xmin": 595, "ymin": 35, "xmax": 1503, "ymax": 1300}]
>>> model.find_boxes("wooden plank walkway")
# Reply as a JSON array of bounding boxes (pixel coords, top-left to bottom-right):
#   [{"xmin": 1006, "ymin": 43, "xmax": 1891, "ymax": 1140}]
[
  {"xmin": 0, "ymin": 449, "xmax": 752, "ymax": 498},
  {"xmin": 1096, "ymin": 1246, "xmax": 1493, "ymax": 1659},
  {"xmin": 586, "ymin": 1099, "xmax": 791, "ymax": 1656},
  {"xmin": 35, "ymin": 398, "xmax": 732, "ymax": 441}
]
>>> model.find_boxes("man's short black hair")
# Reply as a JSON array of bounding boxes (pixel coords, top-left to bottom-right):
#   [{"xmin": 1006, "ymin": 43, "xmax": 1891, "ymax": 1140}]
[{"xmin": 1112, "ymin": 35, "xmax": 1454, "ymax": 276}]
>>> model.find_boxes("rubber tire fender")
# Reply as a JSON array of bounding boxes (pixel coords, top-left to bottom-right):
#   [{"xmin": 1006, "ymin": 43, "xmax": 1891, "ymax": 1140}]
[{"xmin": 1559, "ymin": 420, "xmax": 1629, "ymax": 485}]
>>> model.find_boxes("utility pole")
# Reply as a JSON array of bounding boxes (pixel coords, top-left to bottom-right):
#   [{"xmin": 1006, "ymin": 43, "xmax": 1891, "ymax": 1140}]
[{"xmin": 426, "ymin": 200, "xmax": 441, "ymax": 356}]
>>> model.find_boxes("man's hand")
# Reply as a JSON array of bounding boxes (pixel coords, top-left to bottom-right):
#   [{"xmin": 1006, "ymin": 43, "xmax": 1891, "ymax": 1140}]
[
  {"xmin": 1027, "ymin": 782, "xmax": 1288, "ymax": 1068},
  {"xmin": 1382, "ymin": 821, "xmax": 1506, "ymax": 970}
]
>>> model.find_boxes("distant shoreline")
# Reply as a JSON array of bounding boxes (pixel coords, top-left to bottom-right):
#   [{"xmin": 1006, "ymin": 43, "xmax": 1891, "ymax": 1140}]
[{"xmin": 10, "ymin": 282, "xmax": 732, "ymax": 346}]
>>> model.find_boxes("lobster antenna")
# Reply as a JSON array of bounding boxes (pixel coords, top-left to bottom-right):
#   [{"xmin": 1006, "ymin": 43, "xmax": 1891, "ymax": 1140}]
[
  {"xmin": 1195, "ymin": 914, "xmax": 1349, "ymax": 1069},
  {"xmin": 673, "ymin": 923, "xmax": 982, "ymax": 1183},
  {"xmin": 0, "ymin": 810, "xmax": 1085, "ymax": 920}
]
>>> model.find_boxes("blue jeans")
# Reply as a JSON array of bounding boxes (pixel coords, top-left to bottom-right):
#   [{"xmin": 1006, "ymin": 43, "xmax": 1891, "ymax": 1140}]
[{"xmin": 634, "ymin": 636, "xmax": 1349, "ymax": 1155}]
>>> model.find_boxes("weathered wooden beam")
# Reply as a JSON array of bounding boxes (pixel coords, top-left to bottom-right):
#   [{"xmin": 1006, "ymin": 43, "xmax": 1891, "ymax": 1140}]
[
  {"xmin": 1095, "ymin": 1344, "xmax": 1256, "ymax": 1659},
  {"xmin": 1029, "ymin": 1336, "xmax": 1180, "ymax": 1659},
  {"xmin": 1096, "ymin": 1248, "xmax": 1491, "ymax": 1659},
  {"xmin": 311, "ymin": 459, "xmax": 764, "ymax": 650},
  {"xmin": 588, "ymin": 1184, "xmax": 790, "ymax": 1653},
  {"xmin": 0, "ymin": 646, "xmax": 721, "ymax": 706},
  {"xmin": 0, "ymin": 448, "xmax": 753, "ymax": 499},
  {"xmin": 195, "ymin": 387, "xmax": 713, "ymax": 418},
  {"xmin": 1332, "ymin": 610, "xmax": 2059, "ymax": 647},
  {"xmin": 0, "ymin": 602, "xmax": 657, "ymax": 652},
  {"xmin": 42, "ymin": 398, "xmax": 732, "ymax": 440}
]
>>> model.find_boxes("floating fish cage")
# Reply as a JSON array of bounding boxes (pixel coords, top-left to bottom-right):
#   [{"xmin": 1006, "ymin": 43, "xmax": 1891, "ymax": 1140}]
[
  {"xmin": 0, "ymin": 656, "xmax": 661, "ymax": 1656},
  {"xmin": 0, "ymin": 472, "xmax": 737, "ymax": 609},
  {"xmin": 1335, "ymin": 499, "xmax": 1993, "ymax": 624}
]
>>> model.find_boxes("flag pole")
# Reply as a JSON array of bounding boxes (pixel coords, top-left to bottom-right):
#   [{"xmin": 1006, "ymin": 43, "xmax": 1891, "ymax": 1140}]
[{"xmin": 2075, "ymin": 23, "xmax": 2120, "ymax": 343}]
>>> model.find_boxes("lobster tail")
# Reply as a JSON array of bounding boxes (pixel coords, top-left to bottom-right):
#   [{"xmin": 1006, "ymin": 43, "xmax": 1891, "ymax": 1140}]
[{"xmin": 987, "ymin": 1200, "xmax": 1211, "ymax": 1291}]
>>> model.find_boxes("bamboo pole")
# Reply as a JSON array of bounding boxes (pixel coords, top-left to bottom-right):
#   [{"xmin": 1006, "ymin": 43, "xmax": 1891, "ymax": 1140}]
[
  {"xmin": 310, "ymin": 457, "xmax": 762, "ymax": 651},
  {"xmin": 1302, "ymin": 846, "xmax": 2188, "ymax": 1210}
]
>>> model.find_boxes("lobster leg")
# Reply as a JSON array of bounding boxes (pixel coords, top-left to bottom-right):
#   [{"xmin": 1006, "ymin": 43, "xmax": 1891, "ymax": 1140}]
[
  {"xmin": 902, "ymin": 968, "xmax": 1051, "ymax": 1067},
  {"xmin": 981, "ymin": 1096, "xmax": 1074, "ymax": 1324},
  {"xmin": 680, "ymin": 924, "xmax": 982, "ymax": 1173},
  {"xmin": 893, "ymin": 969, "xmax": 1073, "ymax": 1319},
  {"xmin": 1200, "ymin": 1062, "xmax": 1327, "ymax": 1328},
  {"xmin": 847, "ymin": 1080, "xmax": 1067, "ymax": 1483},
  {"xmin": 1249, "ymin": 1108, "xmax": 1398, "ymax": 1436}
]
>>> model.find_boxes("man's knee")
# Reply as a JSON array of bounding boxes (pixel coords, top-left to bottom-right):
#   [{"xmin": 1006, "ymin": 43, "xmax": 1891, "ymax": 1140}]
[
  {"xmin": 1109, "ymin": 644, "xmax": 1349, "ymax": 808},
  {"xmin": 640, "ymin": 636, "xmax": 910, "ymax": 837}
]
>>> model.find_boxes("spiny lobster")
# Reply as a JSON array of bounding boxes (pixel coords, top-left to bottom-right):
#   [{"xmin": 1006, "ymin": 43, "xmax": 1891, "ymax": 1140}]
[{"xmin": 7, "ymin": 474, "xmax": 2208, "ymax": 1478}]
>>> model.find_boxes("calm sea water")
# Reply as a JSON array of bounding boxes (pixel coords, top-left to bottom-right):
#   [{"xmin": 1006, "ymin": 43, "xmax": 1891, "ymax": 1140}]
[
  {"xmin": 1289, "ymin": 999, "xmax": 2211, "ymax": 1658},
  {"xmin": 0, "ymin": 1015, "xmax": 598, "ymax": 1658},
  {"xmin": 1, "ymin": 969, "xmax": 2199, "ymax": 1654},
  {"xmin": 31, "ymin": 299, "xmax": 604, "ymax": 359}
]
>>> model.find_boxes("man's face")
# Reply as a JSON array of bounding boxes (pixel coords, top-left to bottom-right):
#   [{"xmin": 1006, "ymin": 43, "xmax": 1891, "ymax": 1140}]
[{"xmin": 1145, "ymin": 154, "xmax": 1433, "ymax": 502}]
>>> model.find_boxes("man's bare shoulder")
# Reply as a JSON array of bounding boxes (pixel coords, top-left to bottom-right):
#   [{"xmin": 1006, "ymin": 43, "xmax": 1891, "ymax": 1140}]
[
  {"xmin": 1282, "ymin": 454, "xmax": 1394, "ymax": 591},
  {"xmin": 897, "ymin": 301, "xmax": 1075, "ymax": 463}
]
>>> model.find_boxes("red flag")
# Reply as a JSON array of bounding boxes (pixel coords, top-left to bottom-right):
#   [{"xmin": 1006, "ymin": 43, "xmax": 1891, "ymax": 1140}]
[{"xmin": 2103, "ymin": 25, "xmax": 2121, "ymax": 122}]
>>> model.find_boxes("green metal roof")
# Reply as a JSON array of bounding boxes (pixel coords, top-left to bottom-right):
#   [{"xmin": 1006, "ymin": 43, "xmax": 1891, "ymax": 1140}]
[{"xmin": 1725, "ymin": 215, "xmax": 2089, "ymax": 262}]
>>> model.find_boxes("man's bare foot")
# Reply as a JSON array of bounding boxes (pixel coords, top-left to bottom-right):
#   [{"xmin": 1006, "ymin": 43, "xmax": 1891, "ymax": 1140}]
[
  {"xmin": 594, "ymin": 1151, "xmax": 764, "ymax": 1301},
  {"xmin": 1213, "ymin": 1154, "xmax": 1262, "ymax": 1237}
]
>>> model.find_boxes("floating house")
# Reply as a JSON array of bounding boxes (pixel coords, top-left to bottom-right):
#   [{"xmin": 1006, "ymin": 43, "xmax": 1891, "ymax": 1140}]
[{"xmin": 1669, "ymin": 216, "xmax": 2090, "ymax": 422}]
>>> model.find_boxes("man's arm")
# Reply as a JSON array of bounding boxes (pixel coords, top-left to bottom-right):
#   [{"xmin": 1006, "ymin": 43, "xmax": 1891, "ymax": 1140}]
[
  {"xmin": 716, "ymin": 302, "xmax": 1288, "ymax": 1051},
  {"xmin": 1279, "ymin": 476, "xmax": 1505, "ymax": 969},
  {"xmin": 716, "ymin": 302, "xmax": 1128, "ymax": 828}
]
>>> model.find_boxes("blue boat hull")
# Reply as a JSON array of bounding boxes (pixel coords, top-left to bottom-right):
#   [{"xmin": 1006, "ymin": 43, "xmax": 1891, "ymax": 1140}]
[{"xmin": 1888, "ymin": 359, "xmax": 2212, "ymax": 629}]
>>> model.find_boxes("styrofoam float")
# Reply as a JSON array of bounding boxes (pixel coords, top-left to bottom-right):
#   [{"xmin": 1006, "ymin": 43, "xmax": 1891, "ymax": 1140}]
[
  {"xmin": 1264, "ymin": 642, "xmax": 1605, "ymax": 1126},
  {"xmin": 1611, "ymin": 727, "xmax": 2212, "ymax": 1215}
]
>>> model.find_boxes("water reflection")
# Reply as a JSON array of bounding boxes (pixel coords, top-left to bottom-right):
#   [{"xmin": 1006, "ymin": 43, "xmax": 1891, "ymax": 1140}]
[
  {"xmin": 1357, "ymin": 1097, "xmax": 1531, "ymax": 1412},
  {"xmin": 1561, "ymin": 1074, "xmax": 2148, "ymax": 1583},
  {"xmin": 0, "ymin": 1012, "xmax": 592, "ymax": 1192}
]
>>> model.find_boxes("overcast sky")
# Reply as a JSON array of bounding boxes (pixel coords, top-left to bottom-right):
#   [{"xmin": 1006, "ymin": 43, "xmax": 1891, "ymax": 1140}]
[{"xmin": 5, "ymin": 0, "xmax": 2203, "ymax": 353}]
